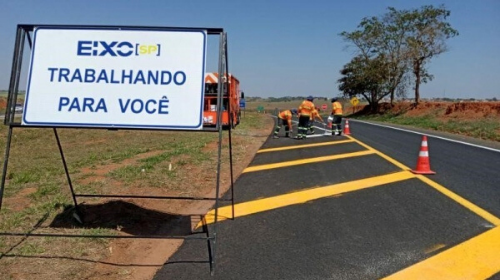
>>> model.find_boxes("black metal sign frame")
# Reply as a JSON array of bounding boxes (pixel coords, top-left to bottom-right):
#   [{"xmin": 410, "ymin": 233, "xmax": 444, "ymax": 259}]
[{"xmin": 0, "ymin": 24, "xmax": 235, "ymax": 276}]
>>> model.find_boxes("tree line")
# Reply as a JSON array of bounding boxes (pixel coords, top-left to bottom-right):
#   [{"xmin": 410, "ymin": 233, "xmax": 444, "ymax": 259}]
[{"xmin": 338, "ymin": 5, "xmax": 458, "ymax": 111}]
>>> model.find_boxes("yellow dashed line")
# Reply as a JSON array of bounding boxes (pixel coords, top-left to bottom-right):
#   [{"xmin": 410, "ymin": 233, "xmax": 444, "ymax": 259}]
[
  {"xmin": 243, "ymin": 150, "xmax": 374, "ymax": 173},
  {"xmin": 257, "ymin": 139, "xmax": 354, "ymax": 153},
  {"xmin": 383, "ymin": 227, "xmax": 500, "ymax": 280},
  {"xmin": 197, "ymin": 171, "xmax": 415, "ymax": 228}
]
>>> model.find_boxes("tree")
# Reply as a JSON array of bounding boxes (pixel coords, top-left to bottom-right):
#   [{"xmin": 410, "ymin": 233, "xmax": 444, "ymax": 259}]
[
  {"xmin": 339, "ymin": 5, "xmax": 458, "ymax": 106},
  {"xmin": 338, "ymin": 55, "xmax": 389, "ymax": 111},
  {"xmin": 340, "ymin": 9, "xmax": 411, "ymax": 106},
  {"xmin": 403, "ymin": 5, "xmax": 458, "ymax": 104}
]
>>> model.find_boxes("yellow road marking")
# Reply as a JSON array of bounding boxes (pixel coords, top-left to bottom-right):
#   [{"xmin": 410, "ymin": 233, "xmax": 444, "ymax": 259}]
[
  {"xmin": 257, "ymin": 139, "xmax": 354, "ymax": 153},
  {"xmin": 347, "ymin": 135, "xmax": 500, "ymax": 226},
  {"xmin": 416, "ymin": 175, "xmax": 500, "ymax": 226},
  {"xmin": 197, "ymin": 171, "xmax": 415, "ymax": 228},
  {"xmin": 243, "ymin": 150, "xmax": 374, "ymax": 173},
  {"xmin": 424, "ymin": 243, "xmax": 446, "ymax": 254},
  {"xmin": 383, "ymin": 227, "xmax": 500, "ymax": 280},
  {"xmin": 347, "ymin": 135, "xmax": 408, "ymax": 170}
]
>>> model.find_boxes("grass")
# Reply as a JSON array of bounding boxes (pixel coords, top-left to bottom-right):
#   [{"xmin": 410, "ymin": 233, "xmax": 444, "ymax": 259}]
[
  {"xmin": 0, "ymin": 111, "xmax": 272, "ymax": 279},
  {"xmin": 357, "ymin": 113, "xmax": 500, "ymax": 142}
]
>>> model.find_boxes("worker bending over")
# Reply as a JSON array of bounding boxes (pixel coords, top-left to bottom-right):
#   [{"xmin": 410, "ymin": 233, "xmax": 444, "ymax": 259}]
[
  {"xmin": 273, "ymin": 108, "xmax": 298, "ymax": 139},
  {"xmin": 308, "ymin": 107, "xmax": 324, "ymax": 134}
]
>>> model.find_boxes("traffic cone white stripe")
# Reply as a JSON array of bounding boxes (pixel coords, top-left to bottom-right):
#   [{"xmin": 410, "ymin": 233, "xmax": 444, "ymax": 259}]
[
  {"xmin": 419, "ymin": 151, "xmax": 429, "ymax": 157},
  {"xmin": 422, "ymin": 141, "xmax": 428, "ymax": 147}
]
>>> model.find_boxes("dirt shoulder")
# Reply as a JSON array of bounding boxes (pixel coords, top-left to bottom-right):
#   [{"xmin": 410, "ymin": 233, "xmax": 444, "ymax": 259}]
[{"xmin": 0, "ymin": 112, "xmax": 274, "ymax": 280}]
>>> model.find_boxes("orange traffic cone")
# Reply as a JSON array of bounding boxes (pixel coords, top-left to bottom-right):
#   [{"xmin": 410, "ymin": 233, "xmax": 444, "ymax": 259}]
[
  {"xmin": 343, "ymin": 119, "xmax": 351, "ymax": 135},
  {"xmin": 411, "ymin": 135, "xmax": 436, "ymax": 175}
]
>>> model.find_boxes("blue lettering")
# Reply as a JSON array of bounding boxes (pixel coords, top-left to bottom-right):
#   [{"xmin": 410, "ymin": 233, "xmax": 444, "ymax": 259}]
[
  {"xmin": 83, "ymin": 98, "xmax": 95, "ymax": 112},
  {"xmin": 174, "ymin": 71, "xmax": 186, "ymax": 85},
  {"xmin": 116, "ymin": 42, "xmax": 133, "ymax": 57},
  {"xmin": 145, "ymin": 100, "xmax": 157, "ymax": 114},
  {"xmin": 158, "ymin": 98, "xmax": 169, "ymax": 114},
  {"xmin": 110, "ymin": 70, "xmax": 119, "ymax": 84},
  {"xmin": 59, "ymin": 68, "xmax": 70, "ymax": 82},
  {"xmin": 69, "ymin": 98, "xmax": 81, "ymax": 112},
  {"xmin": 71, "ymin": 69, "xmax": 82, "ymax": 83},
  {"xmin": 77, "ymin": 41, "xmax": 92, "ymax": 56},
  {"xmin": 84, "ymin": 69, "xmax": 96, "ymax": 83},
  {"xmin": 161, "ymin": 71, "xmax": 172, "ymax": 85},
  {"xmin": 147, "ymin": 71, "xmax": 158, "ymax": 85},
  {"xmin": 96, "ymin": 98, "xmax": 107, "ymax": 112},
  {"xmin": 121, "ymin": 70, "xmax": 133, "ymax": 84},
  {"xmin": 131, "ymin": 100, "xmax": 144, "ymax": 114},
  {"xmin": 99, "ymin": 41, "xmax": 117, "ymax": 56},
  {"xmin": 58, "ymin": 97, "xmax": 70, "ymax": 111},
  {"xmin": 134, "ymin": 71, "xmax": 145, "ymax": 84},
  {"xmin": 48, "ymin": 68, "xmax": 57, "ymax": 82},
  {"xmin": 119, "ymin": 99, "xmax": 131, "ymax": 113},
  {"xmin": 96, "ymin": 69, "xmax": 109, "ymax": 83}
]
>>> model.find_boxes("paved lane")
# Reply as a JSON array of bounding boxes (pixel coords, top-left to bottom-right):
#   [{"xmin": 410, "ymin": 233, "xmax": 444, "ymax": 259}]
[{"xmin": 154, "ymin": 120, "xmax": 500, "ymax": 279}]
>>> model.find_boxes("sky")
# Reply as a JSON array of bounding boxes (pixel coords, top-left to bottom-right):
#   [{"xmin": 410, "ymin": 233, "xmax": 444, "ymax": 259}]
[{"xmin": 0, "ymin": 0, "xmax": 499, "ymax": 99}]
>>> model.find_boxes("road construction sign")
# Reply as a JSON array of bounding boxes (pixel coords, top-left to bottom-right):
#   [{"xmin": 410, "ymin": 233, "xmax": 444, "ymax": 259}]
[{"xmin": 350, "ymin": 97, "xmax": 359, "ymax": 106}]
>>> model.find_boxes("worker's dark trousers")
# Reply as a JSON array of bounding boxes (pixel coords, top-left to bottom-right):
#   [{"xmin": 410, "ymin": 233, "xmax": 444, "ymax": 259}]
[
  {"xmin": 298, "ymin": 115, "xmax": 310, "ymax": 138},
  {"xmin": 274, "ymin": 119, "xmax": 290, "ymax": 136},
  {"xmin": 332, "ymin": 115, "xmax": 342, "ymax": 135},
  {"xmin": 308, "ymin": 120, "xmax": 315, "ymax": 134}
]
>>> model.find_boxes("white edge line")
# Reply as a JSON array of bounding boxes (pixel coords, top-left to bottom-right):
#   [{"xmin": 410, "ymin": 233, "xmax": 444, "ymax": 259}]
[{"xmin": 352, "ymin": 119, "xmax": 500, "ymax": 153}]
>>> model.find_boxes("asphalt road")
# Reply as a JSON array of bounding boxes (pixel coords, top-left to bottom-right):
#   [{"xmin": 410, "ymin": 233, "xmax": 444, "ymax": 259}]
[{"xmin": 154, "ymin": 119, "xmax": 500, "ymax": 280}]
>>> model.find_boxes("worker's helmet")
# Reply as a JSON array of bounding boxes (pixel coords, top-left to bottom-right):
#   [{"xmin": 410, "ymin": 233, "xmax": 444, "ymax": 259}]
[
  {"xmin": 306, "ymin": 96, "xmax": 314, "ymax": 101},
  {"xmin": 291, "ymin": 108, "xmax": 298, "ymax": 115},
  {"xmin": 331, "ymin": 97, "xmax": 338, "ymax": 102}
]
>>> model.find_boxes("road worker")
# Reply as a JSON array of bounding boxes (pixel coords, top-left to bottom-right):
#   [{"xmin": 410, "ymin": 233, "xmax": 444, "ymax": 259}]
[
  {"xmin": 273, "ymin": 109, "xmax": 298, "ymax": 139},
  {"xmin": 308, "ymin": 107, "xmax": 324, "ymax": 134},
  {"xmin": 297, "ymin": 96, "xmax": 315, "ymax": 139},
  {"xmin": 331, "ymin": 98, "xmax": 343, "ymax": 135}
]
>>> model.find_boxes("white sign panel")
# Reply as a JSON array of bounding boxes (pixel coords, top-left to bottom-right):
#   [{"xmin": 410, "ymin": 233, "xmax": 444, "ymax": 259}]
[{"xmin": 23, "ymin": 27, "xmax": 207, "ymax": 130}]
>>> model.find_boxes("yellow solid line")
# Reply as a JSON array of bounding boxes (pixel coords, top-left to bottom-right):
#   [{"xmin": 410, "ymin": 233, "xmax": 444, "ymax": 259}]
[
  {"xmin": 243, "ymin": 150, "xmax": 374, "ymax": 173},
  {"xmin": 417, "ymin": 175, "xmax": 500, "ymax": 226},
  {"xmin": 257, "ymin": 139, "xmax": 354, "ymax": 153},
  {"xmin": 382, "ymin": 227, "xmax": 500, "ymax": 280},
  {"xmin": 346, "ymin": 135, "xmax": 500, "ymax": 226},
  {"xmin": 197, "ymin": 171, "xmax": 415, "ymax": 228},
  {"xmin": 347, "ymin": 135, "xmax": 408, "ymax": 170}
]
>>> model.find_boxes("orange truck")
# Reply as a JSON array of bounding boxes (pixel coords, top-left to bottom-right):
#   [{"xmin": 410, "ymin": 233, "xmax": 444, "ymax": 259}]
[{"xmin": 203, "ymin": 73, "xmax": 242, "ymax": 128}]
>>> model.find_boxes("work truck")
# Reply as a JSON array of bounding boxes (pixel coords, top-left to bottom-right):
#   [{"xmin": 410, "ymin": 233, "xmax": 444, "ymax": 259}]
[{"xmin": 203, "ymin": 72, "xmax": 242, "ymax": 128}]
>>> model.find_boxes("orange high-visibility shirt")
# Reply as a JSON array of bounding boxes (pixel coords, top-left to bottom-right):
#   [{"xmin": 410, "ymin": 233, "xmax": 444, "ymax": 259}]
[
  {"xmin": 332, "ymin": 101, "xmax": 343, "ymax": 115},
  {"xmin": 278, "ymin": 110, "xmax": 293, "ymax": 129},
  {"xmin": 299, "ymin": 100, "xmax": 315, "ymax": 117}
]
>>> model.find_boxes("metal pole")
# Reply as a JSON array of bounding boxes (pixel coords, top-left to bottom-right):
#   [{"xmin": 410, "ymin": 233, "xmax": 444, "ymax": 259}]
[
  {"xmin": 10, "ymin": 29, "xmax": 26, "ymax": 124},
  {"xmin": 225, "ymin": 33, "xmax": 235, "ymax": 220},
  {"xmin": 0, "ymin": 127, "xmax": 15, "ymax": 211},
  {"xmin": 210, "ymin": 31, "xmax": 226, "ymax": 276},
  {"xmin": 5, "ymin": 26, "xmax": 22, "ymax": 124},
  {"xmin": 53, "ymin": 129, "xmax": 80, "ymax": 215}
]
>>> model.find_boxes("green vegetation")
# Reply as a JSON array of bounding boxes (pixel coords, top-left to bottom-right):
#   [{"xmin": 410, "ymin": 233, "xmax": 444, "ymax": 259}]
[
  {"xmin": 357, "ymin": 113, "xmax": 500, "ymax": 142},
  {"xmin": 339, "ymin": 5, "xmax": 458, "ymax": 108}
]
